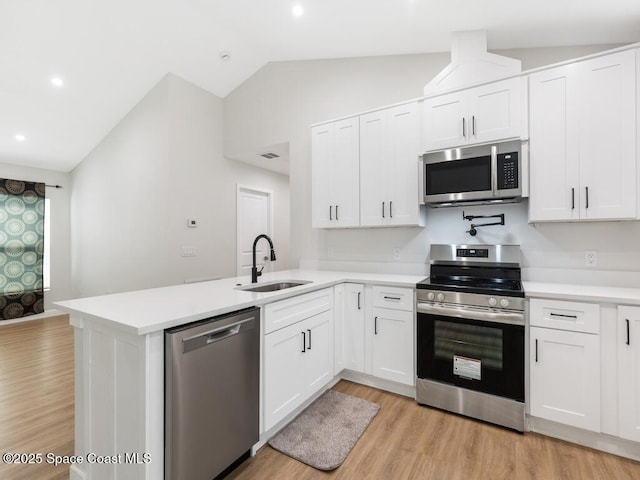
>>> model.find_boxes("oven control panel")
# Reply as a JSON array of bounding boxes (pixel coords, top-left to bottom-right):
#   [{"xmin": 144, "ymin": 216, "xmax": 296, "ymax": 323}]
[
  {"xmin": 416, "ymin": 289, "xmax": 525, "ymax": 312},
  {"xmin": 456, "ymin": 248, "xmax": 489, "ymax": 258}
]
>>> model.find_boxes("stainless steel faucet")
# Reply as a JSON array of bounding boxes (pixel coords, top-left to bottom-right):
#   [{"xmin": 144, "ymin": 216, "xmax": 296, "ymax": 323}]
[{"xmin": 251, "ymin": 234, "xmax": 276, "ymax": 283}]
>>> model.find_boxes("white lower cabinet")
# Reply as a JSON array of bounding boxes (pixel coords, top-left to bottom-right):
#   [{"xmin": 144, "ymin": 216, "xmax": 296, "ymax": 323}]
[
  {"xmin": 334, "ymin": 284, "xmax": 414, "ymax": 386},
  {"xmin": 367, "ymin": 285, "xmax": 415, "ymax": 386},
  {"xmin": 530, "ymin": 326, "xmax": 601, "ymax": 431},
  {"xmin": 618, "ymin": 306, "xmax": 640, "ymax": 442},
  {"xmin": 334, "ymin": 283, "xmax": 366, "ymax": 374},
  {"xmin": 529, "ymin": 298, "xmax": 601, "ymax": 432},
  {"xmin": 371, "ymin": 306, "xmax": 414, "ymax": 385},
  {"xmin": 263, "ymin": 293, "xmax": 333, "ymax": 431}
]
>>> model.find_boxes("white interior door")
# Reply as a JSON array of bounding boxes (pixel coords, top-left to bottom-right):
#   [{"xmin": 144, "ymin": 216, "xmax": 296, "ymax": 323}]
[{"xmin": 236, "ymin": 185, "xmax": 272, "ymax": 277}]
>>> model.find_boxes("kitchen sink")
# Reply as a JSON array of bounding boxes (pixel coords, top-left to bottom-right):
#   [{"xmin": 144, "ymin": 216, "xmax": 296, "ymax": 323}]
[{"xmin": 236, "ymin": 280, "xmax": 312, "ymax": 293}]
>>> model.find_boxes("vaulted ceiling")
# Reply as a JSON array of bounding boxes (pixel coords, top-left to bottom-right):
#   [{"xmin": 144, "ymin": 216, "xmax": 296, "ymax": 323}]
[{"xmin": 1, "ymin": 0, "xmax": 639, "ymax": 172}]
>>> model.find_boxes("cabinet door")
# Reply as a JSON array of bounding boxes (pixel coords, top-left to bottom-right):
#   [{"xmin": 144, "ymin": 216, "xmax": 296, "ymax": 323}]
[
  {"xmin": 332, "ymin": 117, "xmax": 360, "ymax": 227},
  {"xmin": 618, "ymin": 306, "xmax": 640, "ymax": 442},
  {"xmin": 529, "ymin": 326, "xmax": 600, "ymax": 432},
  {"xmin": 529, "ymin": 64, "xmax": 580, "ymax": 221},
  {"xmin": 359, "ymin": 110, "xmax": 387, "ymax": 226},
  {"xmin": 386, "ymin": 102, "xmax": 421, "ymax": 226},
  {"xmin": 578, "ymin": 50, "xmax": 637, "ymax": 220},
  {"xmin": 264, "ymin": 322, "xmax": 306, "ymax": 431},
  {"xmin": 422, "ymin": 90, "xmax": 466, "ymax": 152},
  {"xmin": 302, "ymin": 310, "xmax": 334, "ymax": 395},
  {"xmin": 371, "ymin": 307, "xmax": 414, "ymax": 385},
  {"xmin": 469, "ymin": 78, "xmax": 522, "ymax": 145},
  {"xmin": 311, "ymin": 123, "xmax": 334, "ymax": 228},
  {"xmin": 344, "ymin": 283, "xmax": 365, "ymax": 373}
]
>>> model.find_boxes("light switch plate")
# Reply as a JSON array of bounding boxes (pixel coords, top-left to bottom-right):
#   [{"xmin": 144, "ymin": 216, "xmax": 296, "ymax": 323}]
[
  {"xmin": 181, "ymin": 246, "xmax": 197, "ymax": 257},
  {"xmin": 585, "ymin": 250, "xmax": 597, "ymax": 267}
]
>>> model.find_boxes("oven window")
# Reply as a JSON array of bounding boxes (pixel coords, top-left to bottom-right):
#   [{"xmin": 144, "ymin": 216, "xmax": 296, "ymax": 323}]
[
  {"xmin": 434, "ymin": 321, "xmax": 503, "ymax": 372},
  {"xmin": 417, "ymin": 313, "xmax": 524, "ymax": 402},
  {"xmin": 425, "ymin": 156, "xmax": 492, "ymax": 195}
]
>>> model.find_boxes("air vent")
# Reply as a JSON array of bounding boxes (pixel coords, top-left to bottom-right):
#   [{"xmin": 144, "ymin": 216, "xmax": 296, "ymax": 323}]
[{"xmin": 259, "ymin": 152, "xmax": 280, "ymax": 159}]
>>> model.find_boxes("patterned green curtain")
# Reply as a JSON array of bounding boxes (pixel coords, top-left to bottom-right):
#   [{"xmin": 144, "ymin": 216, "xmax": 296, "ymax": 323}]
[{"xmin": 0, "ymin": 179, "xmax": 45, "ymax": 320}]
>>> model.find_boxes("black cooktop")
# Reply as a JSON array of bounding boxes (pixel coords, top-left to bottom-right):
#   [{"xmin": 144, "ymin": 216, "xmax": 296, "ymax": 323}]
[{"xmin": 416, "ymin": 263, "xmax": 525, "ymax": 298}]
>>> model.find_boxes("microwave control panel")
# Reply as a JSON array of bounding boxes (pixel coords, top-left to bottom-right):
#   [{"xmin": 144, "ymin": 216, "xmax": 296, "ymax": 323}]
[{"xmin": 497, "ymin": 152, "xmax": 519, "ymax": 190}]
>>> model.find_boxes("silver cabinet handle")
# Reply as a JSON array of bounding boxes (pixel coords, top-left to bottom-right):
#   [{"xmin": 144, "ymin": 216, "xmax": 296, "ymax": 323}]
[
  {"xmin": 384, "ymin": 296, "xmax": 401, "ymax": 301},
  {"xmin": 374, "ymin": 316, "xmax": 378, "ymax": 335},
  {"xmin": 301, "ymin": 331, "xmax": 306, "ymax": 353},
  {"xmin": 357, "ymin": 292, "xmax": 361, "ymax": 310},
  {"xmin": 329, "ymin": 205, "xmax": 333, "ymax": 221},
  {"xmin": 307, "ymin": 328, "xmax": 312, "ymax": 350},
  {"xmin": 472, "ymin": 115, "xmax": 476, "ymax": 136},
  {"xmin": 382, "ymin": 202, "xmax": 385, "ymax": 218},
  {"xmin": 390, "ymin": 201, "xmax": 393, "ymax": 218},
  {"xmin": 336, "ymin": 205, "xmax": 339, "ymax": 221},
  {"xmin": 535, "ymin": 339, "xmax": 539, "ymax": 362},
  {"xmin": 585, "ymin": 186, "xmax": 589, "ymax": 209},
  {"xmin": 462, "ymin": 117, "xmax": 466, "ymax": 138},
  {"xmin": 571, "ymin": 188, "xmax": 575, "ymax": 210}
]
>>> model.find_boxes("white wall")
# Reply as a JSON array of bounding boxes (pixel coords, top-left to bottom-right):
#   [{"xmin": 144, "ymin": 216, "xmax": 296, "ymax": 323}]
[
  {"xmin": 223, "ymin": 44, "xmax": 640, "ymax": 286},
  {"xmin": 0, "ymin": 162, "xmax": 71, "ymax": 309},
  {"xmin": 71, "ymin": 74, "xmax": 290, "ymax": 298}
]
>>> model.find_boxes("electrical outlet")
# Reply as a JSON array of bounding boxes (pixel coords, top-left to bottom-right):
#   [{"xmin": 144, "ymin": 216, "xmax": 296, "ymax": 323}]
[
  {"xmin": 585, "ymin": 250, "xmax": 597, "ymax": 267},
  {"xmin": 393, "ymin": 248, "xmax": 401, "ymax": 260},
  {"xmin": 181, "ymin": 246, "xmax": 197, "ymax": 257}
]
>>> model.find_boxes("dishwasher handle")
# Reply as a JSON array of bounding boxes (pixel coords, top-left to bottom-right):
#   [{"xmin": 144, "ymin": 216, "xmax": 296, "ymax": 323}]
[{"xmin": 182, "ymin": 316, "xmax": 256, "ymax": 353}]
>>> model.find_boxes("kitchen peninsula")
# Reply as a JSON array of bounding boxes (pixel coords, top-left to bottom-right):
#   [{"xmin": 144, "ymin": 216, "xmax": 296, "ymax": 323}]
[{"xmin": 54, "ymin": 269, "xmax": 424, "ymax": 480}]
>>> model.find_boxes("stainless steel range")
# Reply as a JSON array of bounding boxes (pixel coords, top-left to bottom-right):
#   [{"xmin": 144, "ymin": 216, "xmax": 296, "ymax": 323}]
[{"xmin": 416, "ymin": 244, "xmax": 525, "ymax": 431}]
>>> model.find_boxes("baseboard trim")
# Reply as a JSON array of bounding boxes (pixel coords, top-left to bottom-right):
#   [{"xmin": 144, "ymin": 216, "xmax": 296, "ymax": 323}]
[
  {"xmin": 528, "ymin": 416, "xmax": 640, "ymax": 461},
  {"xmin": 339, "ymin": 369, "xmax": 416, "ymax": 399}
]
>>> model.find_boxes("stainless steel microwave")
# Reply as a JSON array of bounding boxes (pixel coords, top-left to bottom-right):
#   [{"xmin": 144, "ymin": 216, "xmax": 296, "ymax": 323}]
[{"xmin": 423, "ymin": 140, "xmax": 522, "ymax": 207}]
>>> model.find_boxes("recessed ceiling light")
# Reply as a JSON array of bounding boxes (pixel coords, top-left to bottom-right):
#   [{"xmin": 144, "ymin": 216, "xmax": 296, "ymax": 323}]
[
  {"xmin": 15, "ymin": 134, "xmax": 26, "ymax": 142},
  {"xmin": 51, "ymin": 76, "xmax": 64, "ymax": 87},
  {"xmin": 292, "ymin": 4, "xmax": 304, "ymax": 16}
]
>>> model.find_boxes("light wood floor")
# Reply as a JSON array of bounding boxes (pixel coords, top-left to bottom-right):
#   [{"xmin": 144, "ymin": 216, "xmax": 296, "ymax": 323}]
[
  {"xmin": 0, "ymin": 315, "xmax": 74, "ymax": 480},
  {"xmin": 230, "ymin": 380, "xmax": 640, "ymax": 480}
]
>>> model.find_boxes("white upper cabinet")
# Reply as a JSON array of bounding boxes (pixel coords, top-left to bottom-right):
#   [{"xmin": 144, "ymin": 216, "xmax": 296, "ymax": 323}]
[
  {"xmin": 360, "ymin": 102, "xmax": 423, "ymax": 227},
  {"xmin": 578, "ymin": 51, "xmax": 637, "ymax": 220},
  {"xmin": 529, "ymin": 50, "xmax": 637, "ymax": 222},
  {"xmin": 529, "ymin": 64, "xmax": 580, "ymax": 221},
  {"xmin": 422, "ymin": 77, "xmax": 522, "ymax": 152},
  {"xmin": 311, "ymin": 117, "xmax": 360, "ymax": 228}
]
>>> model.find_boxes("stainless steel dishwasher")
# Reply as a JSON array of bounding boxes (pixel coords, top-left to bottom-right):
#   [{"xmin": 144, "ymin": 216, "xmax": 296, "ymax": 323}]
[{"xmin": 165, "ymin": 307, "xmax": 259, "ymax": 480}]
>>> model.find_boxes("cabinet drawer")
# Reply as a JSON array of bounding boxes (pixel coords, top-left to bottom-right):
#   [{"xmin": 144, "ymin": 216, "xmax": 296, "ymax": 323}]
[
  {"xmin": 530, "ymin": 298, "xmax": 600, "ymax": 334},
  {"xmin": 372, "ymin": 285, "xmax": 414, "ymax": 311},
  {"xmin": 264, "ymin": 288, "xmax": 333, "ymax": 334}
]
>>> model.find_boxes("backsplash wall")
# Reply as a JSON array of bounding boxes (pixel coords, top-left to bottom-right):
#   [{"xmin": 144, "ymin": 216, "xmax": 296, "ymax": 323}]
[{"xmin": 316, "ymin": 201, "xmax": 640, "ymax": 286}]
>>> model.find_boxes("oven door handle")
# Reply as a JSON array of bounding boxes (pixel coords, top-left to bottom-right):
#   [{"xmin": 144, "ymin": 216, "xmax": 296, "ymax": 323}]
[{"xmin": 417, "ymin": 302, "xmax": 525, "ymax": 326}]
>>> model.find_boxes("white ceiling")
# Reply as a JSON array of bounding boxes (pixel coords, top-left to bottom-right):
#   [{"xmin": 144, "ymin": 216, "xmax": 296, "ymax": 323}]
[{"xmin": 1, "ymin": 0, "xmax": 639, "ymax": 172}]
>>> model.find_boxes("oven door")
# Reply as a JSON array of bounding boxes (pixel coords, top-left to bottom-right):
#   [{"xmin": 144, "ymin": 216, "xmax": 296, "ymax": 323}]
[{"xmin": 416, "ymin": 303, "xmax": 524, "ymax": 402}]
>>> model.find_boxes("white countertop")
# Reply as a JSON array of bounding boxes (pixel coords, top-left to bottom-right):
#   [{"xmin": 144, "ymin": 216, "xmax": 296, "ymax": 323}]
[
  {"xmin": 523, "ymin": 281, "xmax": 640, "ymax": 306},
  {"xmin": 54, "ymin": 270, "xmax": 640, "ymax": 335},
  {"xmin": 54, "ymin": 269, "xmax": 425, "ymax": 335}
]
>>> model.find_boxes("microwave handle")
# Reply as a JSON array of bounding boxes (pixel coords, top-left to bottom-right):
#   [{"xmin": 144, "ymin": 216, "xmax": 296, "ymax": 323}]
[
  {"xmin": 418, "ymin": 155, "xmax": 425, "ymax": 205},
  {"xmin": 491, "ymin": 145, "xmax": 498, "ymax": 194}
]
